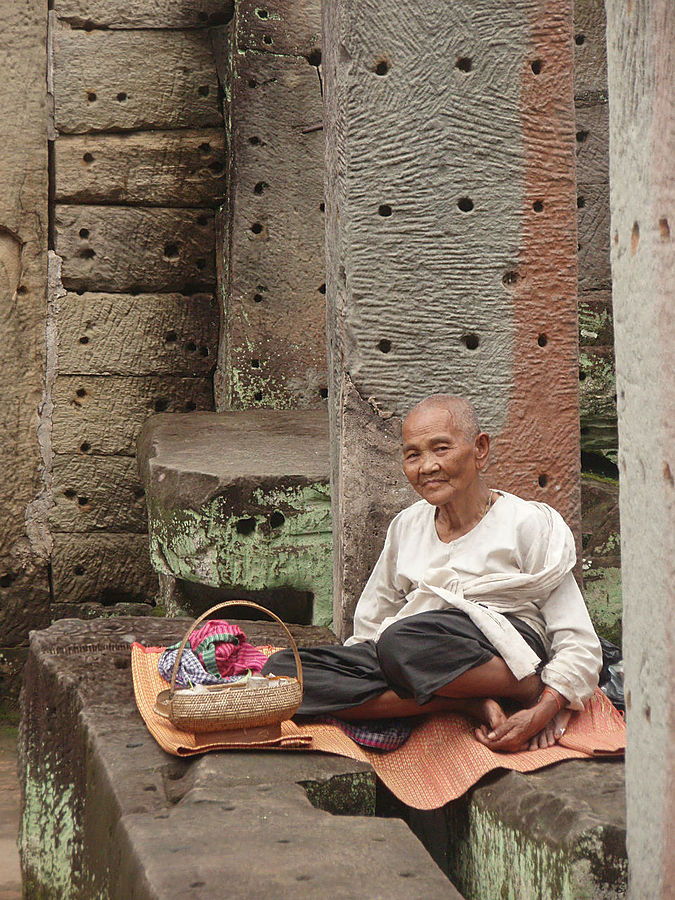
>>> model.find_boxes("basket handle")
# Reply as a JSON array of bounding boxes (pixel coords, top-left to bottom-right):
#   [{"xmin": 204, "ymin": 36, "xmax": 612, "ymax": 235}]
[{"xmin": 169, "ymin": 600, "xmax": 303, "ymax": 697}]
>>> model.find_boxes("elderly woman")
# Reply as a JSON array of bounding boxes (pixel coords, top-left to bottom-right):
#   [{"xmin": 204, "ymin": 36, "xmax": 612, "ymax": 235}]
[{"xmin": 263, "ymin": 394, "xmax": 602, "ymax": 752}]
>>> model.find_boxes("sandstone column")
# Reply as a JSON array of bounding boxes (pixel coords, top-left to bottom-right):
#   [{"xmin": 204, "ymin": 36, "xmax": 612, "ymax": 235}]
[
  {"xmin": 605, "ymin": 2, "xmax": 674, "ymax": 896},
  {"xmin": 323, "ymin": 0, "xmax": 581, "ymax": 637},
  {"xmin": 0, "ymin": 0, "xmax": 50, "ymax": 649}
]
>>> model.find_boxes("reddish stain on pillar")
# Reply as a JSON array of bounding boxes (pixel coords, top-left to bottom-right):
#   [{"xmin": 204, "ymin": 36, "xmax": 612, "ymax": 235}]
[{"xmin": 488, "ymin": 0, "xmax": 582, "ymax": 543}]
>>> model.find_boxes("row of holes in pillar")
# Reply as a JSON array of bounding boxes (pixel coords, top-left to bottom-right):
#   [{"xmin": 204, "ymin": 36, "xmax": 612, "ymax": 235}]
[
  {"xmin": 251, "ymin": 283, "xmax": 325, "ymax": 304},
  {"xmin": 85, "ymin": 85, "xmax": 212, "ymax": 103},
  {"xmin": 371, "ymin": 57, "xmax": 545, "ymax": 76},
  {"xmin": 81, "ymin": 143, "xmax": 223, "ymax": 174},
  {"xmin": 376, "ymin": 333, "xmax": 548, "ymax": 354},
  {"xmin": 377, "ymin": 199, "xmax": 548, "ymax": 217},
  {"xmin": 62, "ymin": 486, "xmax": 145, "ymax": 507},
  {"xmin": 70, "ymin": 387, "xmax": 199, "ymax": 415}
]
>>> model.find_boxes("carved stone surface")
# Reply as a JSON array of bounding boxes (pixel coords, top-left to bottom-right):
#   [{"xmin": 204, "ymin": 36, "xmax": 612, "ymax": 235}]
[{"xmin": 323, "ymin": 0, "xmax": 582, "ymax": 636}]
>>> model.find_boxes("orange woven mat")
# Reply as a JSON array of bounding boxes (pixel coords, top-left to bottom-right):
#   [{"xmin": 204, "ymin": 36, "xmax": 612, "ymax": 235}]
[{"xmin": 132, "ymin": 643, "xmax": 625, "ymax": 810}]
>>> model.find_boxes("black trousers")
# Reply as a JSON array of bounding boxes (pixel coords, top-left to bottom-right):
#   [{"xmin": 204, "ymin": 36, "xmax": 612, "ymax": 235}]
[{"xmin": 262, "ymin": 609, "xmax": 547, "ymax": 716}]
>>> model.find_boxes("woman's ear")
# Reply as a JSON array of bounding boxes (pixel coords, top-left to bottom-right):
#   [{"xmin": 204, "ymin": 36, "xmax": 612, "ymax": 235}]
[{"xmin": 474, "ymin": 432, "xmax": 490, "ymax": 469}]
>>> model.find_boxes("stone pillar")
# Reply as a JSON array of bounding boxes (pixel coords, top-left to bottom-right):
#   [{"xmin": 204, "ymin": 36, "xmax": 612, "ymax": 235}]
[
  {"xmin": 0, "ymin": 0, "xmax": 51, "ymax": 649},
  {"xmin": 605, "ymin": 2, "xmax": 674, "ymax": 896},
  {"xmin": 323, "ymin": 0, "xmax": 582, "ymax": 637},
  {"xmin": 215, "ymin": 0, "xmax": 327, "ymax": 411}
]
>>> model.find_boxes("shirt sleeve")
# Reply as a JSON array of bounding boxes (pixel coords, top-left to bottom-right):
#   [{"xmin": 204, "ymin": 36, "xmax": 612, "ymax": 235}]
[
  {"xmin": 344, "ymin": 515, "xmax": 408, "ymax": 645},
  {"xmin": 538, "ymin": 571, "xmax": 603, "ymax": 710}
]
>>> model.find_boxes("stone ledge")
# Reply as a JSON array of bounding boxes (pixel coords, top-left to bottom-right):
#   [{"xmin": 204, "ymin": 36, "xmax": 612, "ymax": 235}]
[{"xmin": 20, "ymin": 617, "xmax": 461, "ymax": 899}]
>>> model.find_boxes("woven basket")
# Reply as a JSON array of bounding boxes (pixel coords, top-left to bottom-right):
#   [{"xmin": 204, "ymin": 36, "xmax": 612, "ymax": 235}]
[{"xmin": 154, "ymin": 600, "xmax": 303, "ymax": 733}]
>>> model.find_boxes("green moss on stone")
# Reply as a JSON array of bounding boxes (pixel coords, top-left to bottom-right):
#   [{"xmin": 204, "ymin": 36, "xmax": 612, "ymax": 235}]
[
  {"xmin": 148, "ymin": 482, "xmax": 333, "ymax": 625},
  {"xmin": 583, "ymin": 567, "xmax": 623, "ymax": 646},
  {"xmin": 301, "ymin": 771, "xmax": 376, "ymax": 817}
]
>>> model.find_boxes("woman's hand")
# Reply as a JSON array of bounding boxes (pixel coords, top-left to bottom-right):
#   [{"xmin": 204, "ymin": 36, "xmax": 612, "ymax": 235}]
[{"xmin": 474, "ymin": 687, "xmax": 570, "ymax": 752}]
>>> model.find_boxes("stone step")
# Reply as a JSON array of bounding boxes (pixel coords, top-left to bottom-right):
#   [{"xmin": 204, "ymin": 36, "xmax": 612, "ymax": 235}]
[
  {"xmin": 136, "ymin": 409, "xmax": 334, "ymax": 626},
  {"xmin": 19, "ymin": 617, "xmax": 462, "ymax": 900}
]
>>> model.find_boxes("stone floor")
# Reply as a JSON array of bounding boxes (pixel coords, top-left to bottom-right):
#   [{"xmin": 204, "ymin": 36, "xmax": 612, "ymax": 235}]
[{"xmin": 0, "ymin": 727, "xmax": 21, "ymax": 900}]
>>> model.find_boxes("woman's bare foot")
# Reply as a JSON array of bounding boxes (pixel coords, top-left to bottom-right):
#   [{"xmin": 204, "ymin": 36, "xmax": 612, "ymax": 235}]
[
  {"xmin": 525, "ymin": 708, "xmax": 573, "ymax": 750},
  {"xmin": 459, "ymin": 697, "xmax": 508, "ymax": 733}
]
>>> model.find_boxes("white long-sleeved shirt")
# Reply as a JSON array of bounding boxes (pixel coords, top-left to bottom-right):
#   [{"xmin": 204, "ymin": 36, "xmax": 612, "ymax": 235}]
[{"xmin": 344, "ymin": 490, "xmax": 602, "ymax": 710}]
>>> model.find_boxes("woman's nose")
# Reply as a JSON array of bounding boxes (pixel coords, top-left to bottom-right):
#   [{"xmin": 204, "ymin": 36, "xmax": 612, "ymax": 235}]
[{"xmin": 419, "ymin": 453, "xmax": 439, "ymax": 473}]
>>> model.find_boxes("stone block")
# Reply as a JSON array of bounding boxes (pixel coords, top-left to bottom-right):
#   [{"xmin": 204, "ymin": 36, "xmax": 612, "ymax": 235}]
[
  {"xmin": 574, "ymin": 101, "xmax": 609, "ymax": 185},
  {"xmin": 52, "ymin": 23, "xmax": 222, "ymax": 134},
  {"xmin": 137, "ymin": 410, "xmax": 334, "ymax": 625},
  {"xmin": 55, "ymin": 292, "xmax": 218, "ymax": 377},
  {"xmin": 217, "ymin": 47, "xmax": 326, "ymax": 410},
  {"xmin": 51, "ymin": 376, "xmax": 214, "ymax": 456},
  {"xmin": 20, "ymin": 617, "xmax": 460, "ymax": 899},
  {"xmin": 323, "ymin": 0, "xmax": 582, "ymax": 635},
  {"xmin": 53, "ymin": 0, "xmax": 233, "ymax": 29},
  {"xmin": 573, "ymin": 0, "xmax": 608, "ymax": 100},
  {"xmin": 55, "ymin": 130, "xmax": 226, "ymax": 208},
  {"xmin": 235, "ymin": 0, "xmax": 322, "ymax": 57},
  {"xmin": 577, "ymin": 182, "xmax": 612, "ymax": 291},
  {"xmin": 55, "ymin": 205, "xmax": 216, "ymax": 293},
  {"xmin": 579, "ymin": 346, "xmax": 617, "ymax": 462}
]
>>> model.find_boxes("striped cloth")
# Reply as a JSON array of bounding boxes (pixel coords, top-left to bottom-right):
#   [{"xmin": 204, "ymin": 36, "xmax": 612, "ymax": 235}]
[{"xmin": 158, "ymin": 620, "xmax": 267, "ymax": 687}]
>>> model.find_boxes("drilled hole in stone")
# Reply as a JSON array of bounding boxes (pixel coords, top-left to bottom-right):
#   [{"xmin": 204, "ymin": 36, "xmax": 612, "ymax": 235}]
[
  {"xmin": 249, "ymin": 136, "xmax": 261, "ymax": 145},
  {"xmin": 378, "ymin": 204, "xmax": 393, "ymax": 217},
  {"xmin": 457, "ymin": 197, "xmax": 474, "ymax": 212},
  {"xmin": 236, "ymin": 517, "xmax": 257, "ymax": 535},
  {"xmin": 190, "ymin": 883, "xmax": 206, "ymax": 890},
  {"xmin": 78, "ymin": 496, "xmax": 90, "ymax": 507},
  {"xmin": 134, "ymin": 487, "xmax": 145, "ymax": 500},
  {"xmin": 254, "ymin": 391, "xmax": 263, "ymax": 401},
  {"xmin": 575, "ymin": 33, "xmax": 585, "ymax": 45},
  {"xmin": 198, "ymin": 85, "xmax": 210, "ymax": 97},
  {"xmin": 209, "ymin": 161, "xmax": 224, "ymax": 174},
  {"xmin": 538, "ymin": 474, "xmax": 549, "ymax": 487},
  {"xmin": 195, "ymin": 258, "xmax": 206, "ymax": 270},
  {"xmin": 76, "ymin": 388, "xmax": 87, "ymax": 398},
  {"xmin": 319, "ymin": 202, "xmax": 325, "ymax": 212},
  {"xmin": 579, "ymin": 370, "xmax": 587, "ymax": 381},
  {"xmin": 249, "ymin": 79, "xmax": 258, "ymax": 88},
  {"xmin": 184, "ymin": 400, "xmax": 197, "ymax": 412},
  {"xmin": 198, "ymin": 11, "xmax": 208, "ymax": 21},
  {"xmin": 79, "ymin": 228, "xmax": 90, "ymax": 239},
  {"xmin": 83, "ymin": 21, "xmax": 94, "ymax": 31},
  {"xmin": 456, "ymin": 57, "xmax": 472, "ymax": 72},
  {"xmin": 253, "ymin": 293, "xmax": 264, "ymax": 303},
  {"xmin": 256, "ymin": 8, "xmax": 269, "ymax": 18},
  {"xmin": 319, "ymin": 387, "xmax": 328, "ymax": 398},
  {"xmin": 631, "ymin": 221, "xmax": 640, "ymax": 254},
  {"xmin": 502, "ymin": 270, "xmax": 519, "ymax": 286},
  {"xmin": 154, "ymin": 398, "xmax": 169, "ymax": 412},
  {"xmin": 462, "ymin": 333, "xmax": 479, "ymax": 350},
  {"xmin": 80, "ymin": 442, "xmax": 91, "ymax": 453},
  {"xmin": 251, "ymin": 358, "xmax": 260, "ymax": 368},
  {"xmin": 269, "ymin": 511, "xmax": 285, "ymax": 529},
  {"xmin": 79, "ymin": 336, "xmax": 89, "ymax": 345},
  {"xmin": 199, "ymin": 142, "xmax": 212, "ymax": 154},
  {"xmin": 83, "ymin": 152, "xmax": 94, "ymax": 164},
  {"xmin": 165, "ymin": 330, "xmax": 178, "ymax": 343},
  {"xmin": 659, "ymin": 217, "xmax": 670, "ymax": 240},
  {"xmin": 531, "ymin": 59, "xmax": 543, "ymax": 75},
  {"xmin": 307, "ymin": 49, "xmax": 322, "ymax": 67},
  {"xmin": 81, "ymin": 248, "xmax": 95, "ymax": 259},
  {"xmin": 374, "ymin": 59, "xmax": 389, "ymax": 76},
  {"xmin": 262, "ymin": 35, "xmax": 273, "ymax": 45},
  {"xmin": 254, "ymin": 181, "xmax": 269, "ymax": 194},
  {"xmin": 197, "ymin": 214, "xmax": 209, "ymax": 226},
  {"xmin": 74, "ymin": 565, "xmax": 85, "ymax": 576},
  {"xmin": 533, "ymin": 200, "xmax": 544, "ymax": 212},
  {"xmin": 187, "ymin": 341, "xmax": 197, "ymax": 352},
  {"xmin": 251, "ymin": 222, "xmax": 263, "ymax": 234},
  {"xmin": 17, "ymin": 285, "xmax": 28, "ymax": 295},
  {"xmin": 277, "ymin": 839, "xmax": 291, "ymax": 844},
  {"xmin": 577, "ymin": 196, "xmax": 585, "ymax": 209},
  {"xmin": 377, "ymin": 339, "xmax": 392, "ymax": 353},
  {"xmin": 199, "ymin": 346, "xmax": 209, "ymax": 357},
  {"xmin": 296, "ymin": 875, "xmax": 311, "ymax": 883},
  {"xmin": 144, "ymin": 785, "xmax": 157, "ymax": 792},
  {"xmin": 164, "ymin": 243, "xmax": 179, "ymax": 259},
  {"xmin": 537, "ymin": 333, "xmax": 548, "ymax": 347},
  {"xmin": 87, "ymin": 92, "xmax": 97, "ymax": 102},
  {"xmin": 318, "ymin": 283, "xmax": 326, "ymax": 294},
  {"xmin": 64, "ymin": 489, "xmax": 77, "ymax": 499},
  {"xmin": 576, "ymin": 130, "xmax": 589, "ymax": 143},
  {"xmin": 116, "ymin": 92, "xmax": 127, "ymax": 102}
]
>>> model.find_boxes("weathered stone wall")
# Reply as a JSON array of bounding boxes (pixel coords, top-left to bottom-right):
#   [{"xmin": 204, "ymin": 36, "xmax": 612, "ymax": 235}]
[
  {"xmin": 0, "ymin": 0, "xmax": 51, "ymax": 669},
  {"xmin": 47, "ymin": 1, "xmax": 229, "ymax": 612},
  {"xmin": 323, "ymin": 0, "xmax": 582, "ymax": 637},
  {"xmin": 605, "ymin": 1, "xmax": 674, "ymax": 895},
  {"xmin": 215, "ymin": 0, "xmax": 326, "ymax": 411}
]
